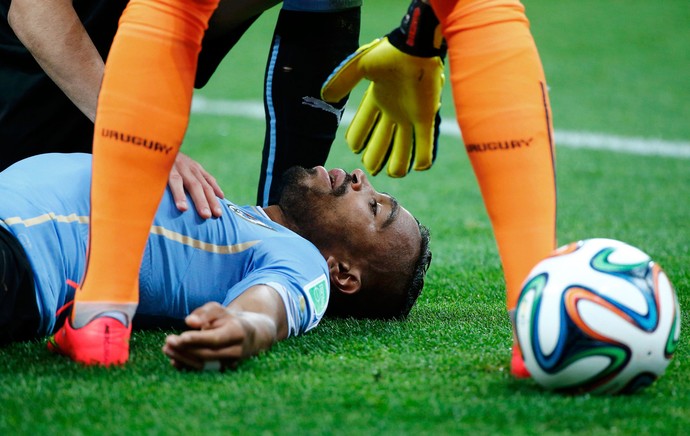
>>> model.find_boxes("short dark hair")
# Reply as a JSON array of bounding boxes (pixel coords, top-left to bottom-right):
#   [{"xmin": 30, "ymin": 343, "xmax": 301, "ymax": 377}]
[
  {"xmin": 325, "ymin": 221, "xmax": 432, "ymax": 320},
  {"xmin": 398, "ymin": 221, "xmax": 432, "ymax": 318}
]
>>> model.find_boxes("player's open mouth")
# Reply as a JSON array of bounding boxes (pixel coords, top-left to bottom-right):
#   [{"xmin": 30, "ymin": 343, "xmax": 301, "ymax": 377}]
[{"xmin": 328, "ymin": 168, "xmax": 347, "ymax": 191}]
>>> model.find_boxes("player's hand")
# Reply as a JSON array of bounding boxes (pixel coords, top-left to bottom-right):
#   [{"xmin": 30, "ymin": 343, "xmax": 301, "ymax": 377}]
[
  {"xmin": 162, "ymin": 302, "xmax": 274, "ymax": 372},
  {"xmin": 169, "ymin": 153, "xmax": 225, "ymax": 219},
  {"xmin": 321, "ymin": 38, "xmax": 444, "ymax": 177},
  {"xmin": 321, "ymin": 0, "xmax": 445, "ymax": 177}
]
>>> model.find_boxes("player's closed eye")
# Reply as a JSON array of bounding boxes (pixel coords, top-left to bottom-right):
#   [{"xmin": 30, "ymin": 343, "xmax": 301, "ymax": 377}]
[{"xmin": 370, "ymin": 199, "xmax": 379, "ymax": 216}]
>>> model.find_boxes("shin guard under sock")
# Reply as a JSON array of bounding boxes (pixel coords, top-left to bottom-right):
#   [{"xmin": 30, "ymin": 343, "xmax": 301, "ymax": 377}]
[
  {"xmin": 434, "ymin": 0, "xmax": 557, "ymax": 311},
  {"xmin": 73, "ymin": 0, "xmax": 219, "ymax": 327}
]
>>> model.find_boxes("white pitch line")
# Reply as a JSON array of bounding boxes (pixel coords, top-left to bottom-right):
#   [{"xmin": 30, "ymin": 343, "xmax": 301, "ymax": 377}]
[{"xmin": 191, "ymin": 96, "xmax": 690, "ymax": 159}]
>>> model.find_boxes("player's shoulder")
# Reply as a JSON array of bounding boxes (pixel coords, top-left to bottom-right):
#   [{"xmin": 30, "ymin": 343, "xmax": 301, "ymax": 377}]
[
  {"xmin": 0, "ymin": 153, "xmax": 91, "ymax": 184},
  {"xmin": 234, "ymin": 204, "xmax": 326, "ymax": 267},
  {"xmin": 224, "ymin": 202, "xmax": 324, "ymax": 256}
]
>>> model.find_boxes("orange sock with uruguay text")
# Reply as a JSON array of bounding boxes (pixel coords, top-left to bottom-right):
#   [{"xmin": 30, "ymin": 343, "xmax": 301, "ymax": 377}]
[
  {"xmin": 432, "ymin": 0, "xmax": 557, "ymax": 313},
  {"xmin": 72, "ymin": 0, "xmax": 219, "ymax": 328}
]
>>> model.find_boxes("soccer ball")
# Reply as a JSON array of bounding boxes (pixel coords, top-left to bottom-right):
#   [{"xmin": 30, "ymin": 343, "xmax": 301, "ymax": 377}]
[{"xmin": 515, "ymin": 238, "xmax": 681, "ymax": 395}]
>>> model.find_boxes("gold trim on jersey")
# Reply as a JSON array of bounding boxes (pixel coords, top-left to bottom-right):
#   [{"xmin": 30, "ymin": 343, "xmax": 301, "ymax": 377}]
[
  {"xmin": 1, "ymin": 214, "xmax": 259, "ymax": 255},
  {"xmin": 150, "ymin": 226, "xmax": 259, "ymax": 254},
  {"xmin": 1, "ymin": 213, "xmax": 89, "ymax": 227}
]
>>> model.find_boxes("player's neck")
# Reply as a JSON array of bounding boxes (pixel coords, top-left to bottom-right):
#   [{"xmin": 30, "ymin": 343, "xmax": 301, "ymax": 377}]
[{"xmin": 262, "ymin": 205, "xmax": 292, "ymax": 230}]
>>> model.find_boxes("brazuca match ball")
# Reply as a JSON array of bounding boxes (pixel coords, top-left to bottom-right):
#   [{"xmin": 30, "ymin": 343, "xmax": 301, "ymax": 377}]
[{"xmin": 515, "ymin": 238, "xmax": 681, "ymax": 394}]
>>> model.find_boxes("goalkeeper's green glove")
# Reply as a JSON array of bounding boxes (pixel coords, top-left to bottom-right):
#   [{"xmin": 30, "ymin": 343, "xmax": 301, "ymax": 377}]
[{"xmin": 321, "ymin": 0, "xmax": 445, "ymax": 177}]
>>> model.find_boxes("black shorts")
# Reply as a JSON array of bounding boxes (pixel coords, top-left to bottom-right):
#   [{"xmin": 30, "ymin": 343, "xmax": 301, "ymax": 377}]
[{"xmin": 0, "ymin": 225, "xmax": 40, "ymax": 345}]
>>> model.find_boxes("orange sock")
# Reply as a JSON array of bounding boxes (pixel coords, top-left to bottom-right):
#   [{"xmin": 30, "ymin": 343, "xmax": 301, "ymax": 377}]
[
  {"xmin": 73, "ymin": 0, "xmax": 219, "ymax": 327},
  {"xmin": 432, "ymin": 0, "xmax": 557, "ymax": 312}
]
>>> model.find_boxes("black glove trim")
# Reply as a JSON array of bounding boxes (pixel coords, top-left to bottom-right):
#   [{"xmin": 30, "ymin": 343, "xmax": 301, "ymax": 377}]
[{"xmin": 387, "ymin": 0, "xmax": 446, "ymax": 59}]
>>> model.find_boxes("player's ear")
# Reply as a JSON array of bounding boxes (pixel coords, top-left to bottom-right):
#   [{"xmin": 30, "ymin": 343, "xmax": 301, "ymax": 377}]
[{"xmin": 326, "ymin": 256, "xmax": 362, "ymax": 295}]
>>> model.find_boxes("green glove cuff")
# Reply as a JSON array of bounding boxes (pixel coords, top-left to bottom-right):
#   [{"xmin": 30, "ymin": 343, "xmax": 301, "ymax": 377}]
[{"xmin": 387, "ymin": 0, "xmax": 446, "ymax": 58}]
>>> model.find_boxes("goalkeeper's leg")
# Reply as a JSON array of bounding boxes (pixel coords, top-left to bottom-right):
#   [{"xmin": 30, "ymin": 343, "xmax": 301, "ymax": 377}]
[
  {"xmin": 256, "ymin": 2, "xmax": 361, "ymax": 206},
  {"xmin": 52, "ymin": 0, "xmax": 219, "ymax": 366},
  {"xmin": 432, "ymin": 0, "xmax": 557, "ymax": 376}
]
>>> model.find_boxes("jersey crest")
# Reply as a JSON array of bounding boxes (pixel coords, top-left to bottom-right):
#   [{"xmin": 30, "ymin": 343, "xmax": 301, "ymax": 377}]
[{"xmin": 226, "ymin": 203, "xmax": 275, "ymax": 231}]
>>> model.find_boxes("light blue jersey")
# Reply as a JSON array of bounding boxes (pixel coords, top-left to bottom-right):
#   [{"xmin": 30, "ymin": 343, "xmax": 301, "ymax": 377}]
[{"xmin": 0, "ymin": 154, "xmax": 329, "ymax": 337}]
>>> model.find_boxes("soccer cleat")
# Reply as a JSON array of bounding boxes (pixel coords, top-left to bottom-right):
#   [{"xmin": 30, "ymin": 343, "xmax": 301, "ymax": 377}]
[
  {"xmin": 510, "ymin": 343, "xmax": 530, "ymax": 379},
  {"xmin": 47, "ymin": 316, "xmax": 131, "ymax": 366}
]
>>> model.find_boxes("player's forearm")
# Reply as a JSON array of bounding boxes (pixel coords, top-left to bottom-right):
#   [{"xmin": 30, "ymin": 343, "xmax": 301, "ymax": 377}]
[
  {"xmin": 164, "ymin": 290, "xmax": 289, "ymax": 370},
  {"xmin": 8, "ymin": 0, "xmax": 103, "ymax": 121},
  {"xmin": 232, "ymin": 310, "xmax": 283, "ymax": 358}
]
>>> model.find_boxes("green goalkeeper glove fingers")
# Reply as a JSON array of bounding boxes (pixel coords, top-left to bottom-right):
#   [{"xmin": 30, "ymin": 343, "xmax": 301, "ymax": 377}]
[{"xmin": 321, "ymin": 0, "xmax": 445, "ymax": 177}]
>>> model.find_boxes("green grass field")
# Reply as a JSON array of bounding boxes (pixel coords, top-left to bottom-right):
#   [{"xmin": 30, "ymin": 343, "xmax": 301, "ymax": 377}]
[{"xmin": 2, "ymin": 1, "xmax": 689, "ymax": 434}]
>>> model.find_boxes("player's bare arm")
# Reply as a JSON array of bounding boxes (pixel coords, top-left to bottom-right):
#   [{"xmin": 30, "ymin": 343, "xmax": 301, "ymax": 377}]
[
  {"xmin": 8, "ymin": 0, "xmax": 224, "ymax": 218},
  {"xmin": 8, "ymin": 0, "xmax": 103, "ymax": 121},
  {"xmin": 162, "ymin": 285, "xmax": 289, "ymax": 371}
]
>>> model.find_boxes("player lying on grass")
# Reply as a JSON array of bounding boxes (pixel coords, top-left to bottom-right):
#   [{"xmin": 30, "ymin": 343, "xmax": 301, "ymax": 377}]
[{"xmin": 0, "ymin": 153, "xmax": 431, "ymax": 370}]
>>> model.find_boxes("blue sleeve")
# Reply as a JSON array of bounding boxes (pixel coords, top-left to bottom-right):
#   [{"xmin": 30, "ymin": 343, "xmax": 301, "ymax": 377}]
[{"xmin": 222, "ymin": 271, "xmax": 330, "ymax": 337}]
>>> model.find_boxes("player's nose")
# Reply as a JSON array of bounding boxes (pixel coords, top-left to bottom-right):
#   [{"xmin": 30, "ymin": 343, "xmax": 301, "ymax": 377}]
[{"xmin": 351, "ymin": 169, "xmax": 370, "ymax": 191}]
